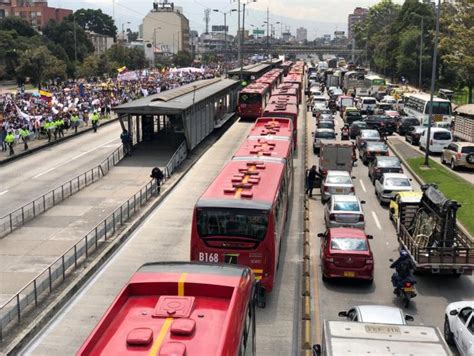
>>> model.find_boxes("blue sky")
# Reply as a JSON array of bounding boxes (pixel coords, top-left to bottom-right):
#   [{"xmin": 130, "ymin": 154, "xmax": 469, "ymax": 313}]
[{"xmin": 48, "ymin": 0, "xmax": 405, "ymax": 39}]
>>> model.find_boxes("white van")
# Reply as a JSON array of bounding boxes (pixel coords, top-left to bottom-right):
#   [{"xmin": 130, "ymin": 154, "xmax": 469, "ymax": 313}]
[
  {"xmin": 357, "ymin": 97, "xmax": 378, "ymax": 113},
  {"xmin": 419, "ymin": 128, "xmax": 452, "ymax": 153}
]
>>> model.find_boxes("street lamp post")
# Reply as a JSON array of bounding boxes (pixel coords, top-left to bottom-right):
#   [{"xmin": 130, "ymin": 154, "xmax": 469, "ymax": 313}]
[
  {"xmin": 213, "ymin": 9, "xmax": 237, "ymax": 75},
  {"xmin": 412, "ymin": 13, "xmax": 424, "ymax": 90},
  {"xmin": 424, "ymin": 0, "xmax": 441, "ymax": 167}
]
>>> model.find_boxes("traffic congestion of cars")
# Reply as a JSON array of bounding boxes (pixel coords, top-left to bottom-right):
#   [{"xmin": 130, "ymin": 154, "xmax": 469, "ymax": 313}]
[{"xmin": 307, "ymin": 65, "xmax": 472, "ymax": 355}]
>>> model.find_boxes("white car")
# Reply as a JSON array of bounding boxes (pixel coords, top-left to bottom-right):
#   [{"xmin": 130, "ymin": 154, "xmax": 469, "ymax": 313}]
[
  {"xmin": 444, "ymin": 301, "xmax": 474, "ymax": 356},
  {"xmin": 339, "ymin": 305, "xmax": 414, "ymax": 325},
  {"xmin": 324, "ymin": 195, "xmax": 366, "ymax": 229},
  {"xmin": 321, "ymin": 170, "xmax": 355, "ymax": 203},
  {"xmin": 374, "ymin": 173, "xmax": 413, "ymax": 204}
]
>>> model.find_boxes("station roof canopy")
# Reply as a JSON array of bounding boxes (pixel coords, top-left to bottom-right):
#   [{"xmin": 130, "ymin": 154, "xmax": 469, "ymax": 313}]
[
  {"xmin": 228, "ymin": 62, "xmax": 274, "ymax": 76},
  {"xmin": 113, "ymin": 78, "xmax": 240, "ymax": 115}
]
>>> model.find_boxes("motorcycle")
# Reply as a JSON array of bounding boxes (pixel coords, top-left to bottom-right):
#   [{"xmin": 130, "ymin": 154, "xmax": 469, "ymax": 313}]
[{"xmin": 394, "ymin": 278, "xmax": 417, "ymax": 308}]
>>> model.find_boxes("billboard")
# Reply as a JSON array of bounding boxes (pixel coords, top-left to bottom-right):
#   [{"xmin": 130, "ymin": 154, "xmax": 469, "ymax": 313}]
[{"xmin": 212, "ymin": 25, "xmax": 228, "ymax": 32}]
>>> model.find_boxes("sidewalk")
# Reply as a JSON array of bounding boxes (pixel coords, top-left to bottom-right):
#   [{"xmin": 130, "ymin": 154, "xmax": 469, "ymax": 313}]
[
  {"xmin": 0, "ymin": 116, "xmax": 119, "ymax": 165},
  {"xmin": 0, "ymin": 136, "xmax": 182, "ymax": 306}
]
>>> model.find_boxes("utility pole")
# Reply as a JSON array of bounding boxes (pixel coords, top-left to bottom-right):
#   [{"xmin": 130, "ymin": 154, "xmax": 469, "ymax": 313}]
[
  {"xmin": 239, "ymin": 3, "xmax": 245, "ymax": 80},
  {"xmin": 419, "ymin": 16, "xmax": 424, "ymax": 90},
  {"xmin": 266, "ymin": 7, "xmax": 269, "ymax": 58},
  {"xmin": 73, "ymin": 12, "xmax": 77, "ymax": 61},
  {"xmin": 224, "ymin": 13, "xmax": 227, "ymax": 67},
  {"xmin": 237, "ymin": 0, "xmax": 241, "ymax": 79},
  {"xmin": 424, "ymin": 0, "xmax": 441, "ymax": 167}
]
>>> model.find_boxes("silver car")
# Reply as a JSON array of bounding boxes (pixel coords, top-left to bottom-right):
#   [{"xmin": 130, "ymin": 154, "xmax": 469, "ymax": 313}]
[
  {"xmin": 324, "ymin": 195, "xmax": 366, "ymax": 229},
  {"xmin": 338, "ymin": 305, "xmax": 414, "ymax": 325},
  {"xmin": 374, "ymin": 173, "xmax": 413, "ymax": 204},
  {"xmin": 321, "ymin": 170, "xmax": 355, "ymax": 203}
]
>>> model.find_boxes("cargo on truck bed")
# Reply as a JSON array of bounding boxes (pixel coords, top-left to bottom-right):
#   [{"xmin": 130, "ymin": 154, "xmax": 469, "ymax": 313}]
[{"xmin": 314, "ymin": 320, "xmax": 452, "ymax": 356}]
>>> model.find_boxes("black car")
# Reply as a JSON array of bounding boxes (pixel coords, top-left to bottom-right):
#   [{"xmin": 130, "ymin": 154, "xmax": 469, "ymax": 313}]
[
  {"xmin": 360, "ymin": 141, "xmax": 389, "ymax": 165},
  {"xmin": 397, "ymin": 117, "xmax": 420, "ymax": 135},
  {"xmin": 349, "ymin": 121, "xmax": 368, "ymax": 139},
  {"xmin": 368, "ymin": 156, "xmax": 403, "ymax": 184},
  {"xmin": 363, "ymin": 115, "xmax": 397, "ymax": 135},
  {"xmin": 405, "ymin": 126, "xmax": 425, "ymax": 145},
  {"xmin": 344, "ymin": 110, "xmax": 363, "ymax": 125}
]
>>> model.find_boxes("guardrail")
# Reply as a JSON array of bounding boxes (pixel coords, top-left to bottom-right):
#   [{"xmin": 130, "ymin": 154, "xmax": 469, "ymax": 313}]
[
  {"xmin": 0, "ymin": 141, "xmax": 188, "ymax": 340},
  {"xmin": 0, "ymin": 145, "xmax": 124, "ymax": 238}
]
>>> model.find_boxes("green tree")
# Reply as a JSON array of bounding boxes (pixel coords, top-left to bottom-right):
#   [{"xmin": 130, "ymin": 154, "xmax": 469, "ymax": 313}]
[
  {"xmin": 66, "ymin": 9, "xmax": 117, "ymax": 38},
  {"xmin": 42, "ymin": 19, "xmax": 94, "ymax": 63},
  {"xmin": 173, "ymin": 50, "xmax": 193, "ymax": 67},
  {"xmin": 127, "ymin": 29, "xmax": 139, "ymax": 42},
  {"xmin": 439, "ymin": 0, "xmax": 474, "ymax": 103},
  {"xmin": 0, "ymin": 16, "xmax": 36, "ymax": 37},
  {"xmin": 107, "ymin": 43, "xmax": 147, "ymax": 70},
  {"xmin": 16, "ymin": 46, "xmax": 66, "ymax": 86}
]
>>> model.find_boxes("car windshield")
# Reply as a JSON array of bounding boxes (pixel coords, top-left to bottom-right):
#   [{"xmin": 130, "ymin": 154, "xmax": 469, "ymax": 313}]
[
  {"xmin": 461, "ymin": 146, "xmax": 474, "ymax": 154},
  {"xmin": 377, "ymin": 158, "xmax": 401, "ymax": 167},
  {"xmin": 347, "ymin": 111, "xmax": 360, "ymax": 117},
  {"xmin": 197, "ymin": 208, "xmax": 268, "ymax": 240},
  {"xmin": 433, "ymin": 131, "xmax": 451, "ymax": 140},
  {"xmin": 403, "ymin": 119, "xmax": 420, "ymax": 126},
  {"xmin": 352, "ymin": 122, "xmax": 367, "ymax": 128},
  {"xmin": 316, "ymin": 131, "xmax": 335, "ymax": 138},
  {"xmin": 333, "ymin": 201, "xmax": 360, "ymax": 212},
  {"xmin": 366, "ymin": 143, "xmax": 387, "ymax": 150},
  {"xmin": 331, "ymin": 238, "xmax": 368, "ymax": 251},
  {"xmin": 326, "ymin": 175, "xmax": 351, "ymax": 184},
  {"xmin": 362, "ymin": 131, "xmax": 380, "ymax": 138},
  {"xmin": 364, "ymin": 99, "xmax": 377, "ymax": 105},
  {"xmin": 386, "ymin": 178, "xmax": 411, "ymax": 187}
]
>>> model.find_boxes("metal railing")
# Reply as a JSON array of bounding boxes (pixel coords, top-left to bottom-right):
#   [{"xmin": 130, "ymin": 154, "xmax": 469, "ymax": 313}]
[
  {"xmin": 0, "ymin": 146, "xmax": 124, "ymax": 238},
  {"xmin": 0, "ymin": 142, "xmax": 187, "ymax": 340}
]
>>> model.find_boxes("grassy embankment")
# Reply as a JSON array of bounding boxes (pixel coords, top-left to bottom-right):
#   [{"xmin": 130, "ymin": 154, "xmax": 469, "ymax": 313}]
[{"xmin": 407, "ymin": 157, "xmax": 474, "ymax": 235}]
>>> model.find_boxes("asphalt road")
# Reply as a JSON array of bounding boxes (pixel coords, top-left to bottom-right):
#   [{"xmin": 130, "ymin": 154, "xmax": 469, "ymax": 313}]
[
  {"xmin": 0, "ymin": 121, "xmax": 122, "ymax": 217},
  {"xmin": 20, "ymin": 102, "xmax": 307, "ymax": 355},
  {"xmin": 308, "ymin": 107, "xmax": 473, "ymax": 348}
]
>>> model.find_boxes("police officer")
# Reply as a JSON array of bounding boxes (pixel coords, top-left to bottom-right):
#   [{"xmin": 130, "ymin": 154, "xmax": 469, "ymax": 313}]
[
  {"xmin": 20, "ymin": 127, "xmax": 29, "ymax": 150},
  {"xmin": 71, "ymin": 111, "xmax": 80, "ymax": 134},
  {"xmin": 91, "ymin": 111, "xmax": 100, "ymax": 133},
  {"xmin": 4, "ymin": 131, "xmax": 15, "ymax": 156}
]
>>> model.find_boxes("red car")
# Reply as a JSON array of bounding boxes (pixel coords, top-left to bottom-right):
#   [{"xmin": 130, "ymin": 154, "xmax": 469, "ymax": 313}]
[{"xmin": 318, "ymin": 228, "xmax": 374, "ymax": 283}]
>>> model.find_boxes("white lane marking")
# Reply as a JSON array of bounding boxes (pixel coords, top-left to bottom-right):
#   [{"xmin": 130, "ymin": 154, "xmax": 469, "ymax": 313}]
[
  {"xmin": 359, "ymin": 179, "xmax": 367, "ymax": 193},
  {"xmin": 33, "ymin": 138, "xmax": 120, "ymax": 179},
  {"xmin": 0, "ymin": 190, "xmax": 8, "ymax": 196},
  {"xmin": 371, "ymin": 211, "xmax": 382, "ymax": 230}
]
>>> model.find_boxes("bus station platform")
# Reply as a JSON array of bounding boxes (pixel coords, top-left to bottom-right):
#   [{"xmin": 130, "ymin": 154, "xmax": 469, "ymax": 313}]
[{"xmin": 0, "ymin": 134, "xmax": 182, "ymax": 307}]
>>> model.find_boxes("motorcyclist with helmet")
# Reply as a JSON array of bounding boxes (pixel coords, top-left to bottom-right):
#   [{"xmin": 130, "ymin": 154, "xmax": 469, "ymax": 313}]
[
  {"xmin": 390, "ymin": 249, "xmax": 416, "ymax": 295},
  {"xmin": 341, "ymin": 124, "xmax": 350, "ymax": 140}
]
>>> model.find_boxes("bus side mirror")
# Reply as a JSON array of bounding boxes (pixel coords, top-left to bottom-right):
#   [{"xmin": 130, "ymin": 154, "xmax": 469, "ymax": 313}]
[
  {"xmin": 367, "ymin": 235, "xmax": 374, "ymax": 240},
  {"xmin": 405, "ymin": 314, "xmax": 414, "ymax": 322},
  {"xmin": 338, "ymin": 311, "xmax": 348, "ymax": 317},
  {"xmin": 360, "ymin": 200, "xmax": 366, "ymax": 204},
  {"xmin": 317, "ymin": 233, "xmax": 324, "ymax": 238}
]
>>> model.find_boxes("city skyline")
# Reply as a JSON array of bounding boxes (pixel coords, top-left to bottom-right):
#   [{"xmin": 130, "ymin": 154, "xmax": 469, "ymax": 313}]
[{"xmin": 47, "ymin": 0, "xmax": 406, "ymax": 39}]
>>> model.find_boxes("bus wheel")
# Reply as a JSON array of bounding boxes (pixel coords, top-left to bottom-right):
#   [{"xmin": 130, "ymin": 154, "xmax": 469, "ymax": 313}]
[{"xmin": 256, "ymin": 284, "xmax": 266, "ymax": 308}]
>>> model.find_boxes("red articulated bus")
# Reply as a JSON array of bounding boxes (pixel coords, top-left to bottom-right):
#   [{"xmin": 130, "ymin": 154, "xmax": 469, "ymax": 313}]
[
  {"xmin": 283, "ymin": 74, "xmax": 303, "ymax": 93},
  {"xmin": 190, "ymin": 158, "xmax": 291, "ymax": 307},
  {"xmin": 262, "ymin": 102, "xmax": 299, "ymax": 138},
  {"xmin": 280, "ymin": 61, "xmax": 293, "ymax": 76},
  {"xmin": 77, "ymin": 262, "xmax": 256, "ymax": 356},
  {"xmin": 269, "ymin": 94, "xmax": 299, "ymax": 108},
  {"xmin": 237, "ymin": 83, "xmax": 270, "ymax": 120},
  {"xmin": 248, "ymin": 117, "xmax": 294, "ymax": 141}
]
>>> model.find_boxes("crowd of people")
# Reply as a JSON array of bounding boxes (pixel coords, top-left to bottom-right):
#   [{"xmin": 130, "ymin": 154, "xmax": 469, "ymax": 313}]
[{"xmin": 0, "ymin": 65, "xmax": 225, "ymax": 157}]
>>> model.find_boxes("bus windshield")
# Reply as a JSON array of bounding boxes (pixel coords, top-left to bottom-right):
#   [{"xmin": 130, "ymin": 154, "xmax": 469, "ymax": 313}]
[
  {"xmin": 425, "ymin": 101, "xmax": 451, "ymax": 115},
  {"xmin": 197, "ymin": 208, "xmax": 269, "ymax": 241},
  {"xmin": 239, "ymin": 93, "xmax": 262, "ymax": 104}
]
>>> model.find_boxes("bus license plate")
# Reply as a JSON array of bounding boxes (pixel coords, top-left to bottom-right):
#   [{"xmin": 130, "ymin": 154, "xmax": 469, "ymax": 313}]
[
  {"xmin": 344, "ymin": 271, "xmax": 355, "ymax": 277},
  {"xmin": 224, "ymin": 254, "xmax": 239, "ymax": 264}
]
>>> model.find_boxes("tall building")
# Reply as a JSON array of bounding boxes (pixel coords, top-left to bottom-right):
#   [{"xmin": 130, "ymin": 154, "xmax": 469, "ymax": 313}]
[
  {"xmin": 0, "ymin": 0, "xmax": 72, "ymax": 28},
  {"xmin": 142, "ymin": 0, "xmax": 190, "ymax": 55},
  {"xmin": 348, "ymin": 7, "xmax": 368, "ymax": 40},
  {"xmin": 296, "ymin": 27, "xmax": 307, "ymax": 42}
]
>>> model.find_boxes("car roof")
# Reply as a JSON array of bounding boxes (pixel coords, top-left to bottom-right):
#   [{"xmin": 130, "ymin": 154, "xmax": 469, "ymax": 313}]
[
  {"xmin": 396, "ymin": 191, "xmax": 422, "ymax": 203},
  {"xmin": 329, "ymin": 227, "xmax": 367, "ymax": 238},
  {"xmin": 355, "ymin": 305, "xmax": 404, "ymax": 324},
  {"xmin": 382, "ymin": 173, "xmax": 409, "ymax": 179},
  {"xmin": 429, "ymin": 127, "xmax": 451, "ymax": 132},
  {"xmin": 327, "ymin": 170, "xmax": 351, "ymax": 176},
  {"xmin": 360, "ymin": 129, "xmax": 379, "ymax": 134},
  {"xmin": 316, "ymin": 128, "xmax": 335, "ymax": 132},
  {"xmin": 332, "ymin": 195, "xmax": 359, "ymax": 202},
  {"xmin": 376, "ymin": 156, "xmax": 398, "ymax": 161},
  {"xmin": 453, "ymin": 142, "xmax": 474, "ymax": 147}
]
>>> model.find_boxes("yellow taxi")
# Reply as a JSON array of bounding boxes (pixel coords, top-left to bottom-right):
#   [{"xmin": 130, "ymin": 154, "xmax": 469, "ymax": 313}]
[{"xmin": 389, "ymin": 191, "xmax": 423, "ymax": 233}]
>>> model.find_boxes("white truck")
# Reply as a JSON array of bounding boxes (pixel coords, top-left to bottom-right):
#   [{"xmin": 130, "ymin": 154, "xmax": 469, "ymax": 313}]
[
  {"xmin": 314, "ymin": 320, "xmax": 452, "ymax": 356},
  {"xmin": 318, "ymin": 141, "xmax": 354, "ymax": 175}
]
